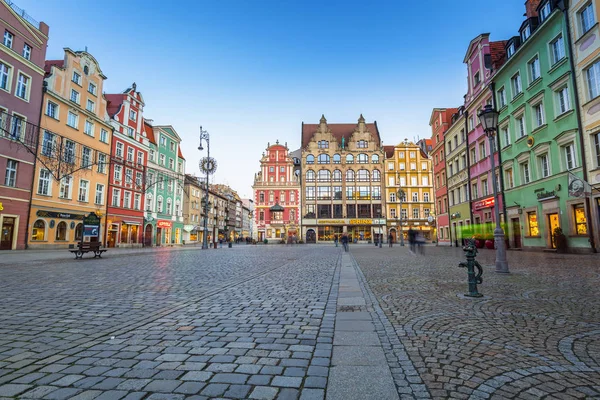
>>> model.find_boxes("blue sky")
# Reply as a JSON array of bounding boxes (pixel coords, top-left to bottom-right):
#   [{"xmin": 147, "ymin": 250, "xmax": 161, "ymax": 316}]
[{"xmin": 18, "ymin": 0, "xmax": 527, "ymax": 198}]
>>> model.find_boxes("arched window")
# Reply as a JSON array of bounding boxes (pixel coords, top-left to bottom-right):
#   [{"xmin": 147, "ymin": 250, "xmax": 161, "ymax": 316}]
[
  {"xmin": 357, "ymin": 169, "xmax": 370, "ymax": 182},
  {"xmin": 372, "ymin": 169, "xmax": 381, "ymax": 181},
  {"xmin": 75, "ymin": 223, "xmax": 83, "ymax": 241},
  {"xmin": 318, "ymin": 169, "xmax": 331, "ymax": 182},
  {"xmin": 306, "ymin": 170, "xmax": 315, "ymax": 182},
  {"xmin": 346, "ymin": 170, "xmax": 355, "ymax": 182},
  {"xmin": 372, "ymin": 154, "xmax": 380, "ymax": 163},
  {"xmin": 306, "ymin": 154, "xmax": 315, "ymax": 164},
  {"xmin": 166, "ymin": 199, "xmax": 172, "ymax": 214},
  {"xmin": 333, "ymin": 169, "xmax": 342, "ymax": 182},
  {"xmin": 175, "ymin": 200, "xmax": 181, "ymax": 216},
  {"xmin": 31, "ymin": 220, "xmax": 45, "ymax": 241},
  {"xmin": 157, "ymin": 196, "xmax": 163, "ymax": 212},
  {"xmin": 146, "ymin": 193, "xmax": 153, "ymax": 211},
  {"xmin": 318, "ymin": 154, "xmax": 330, "ymax": 164},
  {"xmin": 346, "ymin": 154, "xmax": 354, "ymax": 164},
  {"xmin": 357, "ymin": 153, "xmax": 368, "ymax": 163},
  {"xmin": 412, "ymin": 192, "xmax": 418, "ymax": 202},
  {"xmin": 333, "ymin": 154, "xmax": 341, "ymax": 164},
  {"xmin": 55, "ymin": 221, "xmax": 67, "ymax": 241}
]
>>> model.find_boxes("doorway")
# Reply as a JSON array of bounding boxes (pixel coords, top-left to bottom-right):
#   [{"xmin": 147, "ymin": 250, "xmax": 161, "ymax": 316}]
[
  {"xmin": 0, "ymin": 217, "xmax": 15, "ymax": 250},
  {"xmin": 156, "ymin": 227, "xmax": 162, "ymax": 246},
  {"xmin": 547, "ymin": 213, "xmax": 560, "ymax": 248},
  {"xmin": 306, "ymin": 229, "xmax": 316, "ymax": 243},
  {"xmin": 511, "ymin": 218, "xmax": 522, "ymax": 248},
  {"xmin": 144, "ymin": 224, "xmax": 153, "ymax": 247},
  {"xmin": 107, "ymin": 229, "xmax": 117, "ymax": 248}
]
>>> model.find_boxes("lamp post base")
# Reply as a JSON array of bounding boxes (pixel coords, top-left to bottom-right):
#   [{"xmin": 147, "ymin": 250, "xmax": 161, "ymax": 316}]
[{"xmin": 493, "ymin": 227, "xmax": 509, "ymax": 274}]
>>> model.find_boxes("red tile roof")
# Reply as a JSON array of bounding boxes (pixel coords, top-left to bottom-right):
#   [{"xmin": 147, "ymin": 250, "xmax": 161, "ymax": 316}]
[
  {"xmin": 105, "ymin": 94, "xmax": 124, "ymax": 118},
  {"xmin": 384, "ymin": 145, "xmax": 395, "ymax": 159},
  {"xmin": 44, "ymin": 60, "xmax": 64, "ymax": 76},
  {"xmin": 490, "ymin": 40, "xmax": 508, "ymax": 71},
  {"xmin": 301, "ymin": 121, "xmax": 380, "ymax": 149},
  {"xmin": 178, "ymin": 147, "xmax": 185, "ymax": 160},
  {"xmin": 144, "ymin": 121, "xmax": 156, "ymax": 145}
]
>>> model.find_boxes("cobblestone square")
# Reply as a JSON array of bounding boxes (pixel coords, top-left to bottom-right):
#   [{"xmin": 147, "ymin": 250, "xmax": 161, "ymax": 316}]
[{"xmin": 0, "ymin": 245, "xmax": 598, "ymax": 399}]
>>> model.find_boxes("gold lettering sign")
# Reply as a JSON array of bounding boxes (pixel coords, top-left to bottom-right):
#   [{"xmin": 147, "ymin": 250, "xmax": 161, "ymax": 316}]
[
  {"xmin": 0, "ymin": 202, "xmax": 3, "ymax": 211},
  {"xmin": 318, "ymin": 220, "xmax": 345, "ymax": 224},
  {"xmin": 350, "ymin": 219, "xmax": 372, "ymax": 225}
]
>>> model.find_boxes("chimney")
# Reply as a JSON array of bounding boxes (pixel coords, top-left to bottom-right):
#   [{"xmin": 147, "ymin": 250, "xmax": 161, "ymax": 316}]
[{"xmin": 525, "ymin": 0, "xmax": 542, "ymax": 18}]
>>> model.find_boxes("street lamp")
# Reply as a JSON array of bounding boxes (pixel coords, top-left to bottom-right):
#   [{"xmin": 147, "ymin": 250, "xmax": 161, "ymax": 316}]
[
  {"xmin": 377, "ymin": 207, "xmax": 382, "ymax": 248},
  {"xmin": 198, "ymin": 126, "xmax": 216, "ymax": 250},
  {"xmin": 478, "ymin": 105, "xmax": 509, "ymax": 273},
  {"xmin": 397, "ymin": 189, "xmax": 405, "ymax": 246}
]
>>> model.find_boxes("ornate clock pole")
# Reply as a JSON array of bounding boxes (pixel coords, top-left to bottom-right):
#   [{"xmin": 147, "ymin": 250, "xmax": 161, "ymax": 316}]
[{"xmin": 198, "ymin": 126, "xmax": 217, "ymax": 250}]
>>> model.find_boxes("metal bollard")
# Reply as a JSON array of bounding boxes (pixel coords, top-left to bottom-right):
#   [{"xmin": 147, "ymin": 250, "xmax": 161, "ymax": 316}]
[{"xmin": 458, "ymin": 238, "xmax": 483, "ymax": 297}]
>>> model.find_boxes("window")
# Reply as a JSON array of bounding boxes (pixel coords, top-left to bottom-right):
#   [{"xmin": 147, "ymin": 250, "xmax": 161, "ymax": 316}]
[
  {"xmin": 470, "ymin": 148, "xmax": 476, "ymax": 163},
  {"xmin": 595, "ymin": 132, "xmax": 600, "ymax": 167},
  {"xmin": 579, "ymin": 2, "xmax": 595, "ymax": 36},
  {"xmin": 88, "ymin": 82, "xmax": 97, "ymax": 95},
  {"xmin": 372, "ymin": 154, "xmax": 379, "ymax": 163},
  {"xmin": 317, "ymin": 154, "xmax": 330, "ymax": 164},
  {"xmin": 37, "ymin": 169, "xmax": 51, "ymax": 195},
  {"xmin": 423, "ymin": 176, "xmax": 429, "ymax": 186},
  {"xmin": 507, "ymin": 42, "xmax": 515, "ymax": 57},
  {"xmin": 137, "ymin": 151, "xmax": 143, "ymax": 165},
  {"xmin": 556, "ymin": 86, "xmax": 571, "ymax": 114},
  {"xmin": 505, "ymin": 169, "xmax": 514, "ymax": 189},
  {"xmin": 357, "ymin": 140, "xmax": 368, "ymax": 148},
  {"xmin": 84, "ymin": 120, "xmax": 94, "ymax": 136},
  {"xmin": 550, "ymin": 35, "xmax": 565, "ymax": 65},
  {"xmin": 159, "ymin": 154, "xmax": 165, "ymax": 165},
  {"xmin": 540, "ymin": 1, "xmax": 551, "ymax": 22},
  {"xmin": 482, "ymin": 179, "xmax": 489, "ymax": 196},
  {"xmin": 573, "ymin": 204, "xmax": 588, "ymax": 234},
  {"xmin": 85, "ymin": 99, "xmax": 95, "ymax": 113},
  {"xmin": 45, "ymin": 101, "xmax": 59, "ymax": 119},
  {"xmin": 115, "ymin": 142, "xmax": 124, "ymax": 158},
  {"xmin": 527, "ymin": 211, "xmax": 539, "ymax": 236},
  {"xmin": 78, "ymin": 180, "xmax": 89, "ymax": 202},
  {"xmin": 63, "ymin": 140, "xmax": 75, "ymax": 164},
  {"xmin": 372, "ymin": 170, "xmax": 381, "ymax": 182},
  {"xmin": 318, "ymin": 169, "xmax": 331, "ymax": 182},
  {"xmin": 529, "ymin": 56, "xmax": 540, "ymax": 82},
  {"xmin": 67, "ymin": 112, "xmax": 78, "ymax": 128},
  {"xmin": 100, "ymin": 129, "xmax": 108, "ymax": 143},
  {"xmin": 564, "ymin": 143, "xmax": 576, "ymax": 170},
  {"xmin": 501, "ymin": 125, "xmax": 510, "ymax": 147},
  {"xmin": 388, "ymin": 162, "xmax": 394, "ymax": 170},
  {"xmin": 409, "ymin": 151, "xmax": 416, "ymax": 159},
  {"xmin": 149, "ymin": 149, "xmax": 155, "ymax": 162},
  {"xmin": 95, "ymin": 184, "xmax": 104, "ymax": 205},
  {"xmin": 411, "ymin": 177, "xmax": 417, "ymax": 186},
  {"xmin": 468, "ymin": 116, "xmax": 474, "ymax": 131},
  {"xmin": 533, "ymin": 103, "xmax": 545, "ymax": 128},
  {"xmin": 410, "ymin": 162, "xmax": 417, "ymax": 170},
  {"xmin": 586, "ymin": 60, "xmax": 600, "ymax": 99},
  {"xmin": 357, "ymin": 154, "xmax": 368, "ymax": 164},
  {"xmin": 127, "ymin": 147, "xmax": 134, "ymax": 162},
  {"xmin": 399, "ymin": 162, "xmax": 405, "ymax": 170},
  {"xmin": 0, "ymin": 62, "xmax": 10, "ymax": 91},
  {"xmin": 42, "ymin": 131, "xmax": 55, "ymax": 157},
  {"xmin": 479, "ymin": 142, "xmax": 486, "ymax": 158},
  {"xmin": 124, "ymin": 191, "xmax": 131, "ymax": 208},
  {"xmin": 472, "ymin": 183, "xmax": 478, "ymax": 199},
  {"xmin": 421, "ymin": 162, "xmax": 427, "ymax": 171},
  {"xmin": 357, "ymin": 169, "xmax": 369, "ymax": 182},
  {"xmin": 474, "ymin": 71, "xmax": 480, "ymax": 86},
  {"xmin": 82, "ymin": 147, "xmax": 92, "ymax": 169},
  {"xmin": 511, "ymin": 73, "xmax": 522, "ymax": 97},
  {"xmin": 127, "ymin": 127, "xmax": 134, "ymax": 137},
  {"xmin": 134, "ymin": 194, "xmax": 141, "ymax": 210},
  {"xmin": 318, "ymin": 140, "xmax": 329, "ymax": 148},
  {"xmin": 413, "ymin": 208, "xmax": 420, "ymax": 219},
  {"xmin": 166, "ymin": 199, "xmax": 173, "ymax": 214},
  {"xmin": 31, "ymin": 220, "xmax": 45, "ymax": 241},
  {"xmin": 55, "ymin": 222, "xmax": 67, "ymax": 241},
  {"xmin": 114, "ymin": 165, "xmax": 122, "ymax": 181},
  {"xmin": 72, "ymin": 71, "xmax": 81, "ymax": 85},
  {"xmin": 306, "ymin": 154, "xmax": 314, "ymax": 164},
  {"xmin": 21, "ymin": 43, "xmax": 32, "ymax": 61},
  {"xmin": 517, "ymin": 116, "xmax": 526, "ymax": 138},
  {"xmin": 136, "ymin": 172, "xmax": 142, "ymax": 187},
  {"xmin": 112, "ymin": 189, "xmax": 121, "ymax": 207},
  {"xmin": 169, "ymin": 158, "xmax": 175, "ymax": 169},
  {"xmin": 157, "ymin": 196, "xmax": 163, "ymax": 212},
  {"xmin": 424, "ymin": 193, "xmax": 430, "ymax": 202},
  {"xmin": 169, "ymin": 142, "xmax": 175, "ymax": 152},
  {"xmin": 125, "ymin": 169, "xmax": 133, "ymax": 184},
  {"xmin": 305, "ymin": 170, "xmax": 315, "ymax": 182},
  {"xmin": 129, "ymin": 110, "xmax": 137, "ymax": 121},
  {"xmin": 498, "ymin": 87, "xmax": 506, "ymax": 108},
  {"xmin": 539, "ymin": 154, "xmax": 550, "ymax": 177},
  {"xmin": 346, "ymin": 170, "xmax": 355, "ymax": 182},
  {"xmin": 346, "ymin": 154, "xmax": 354, "ymax": 164},
  {"xmin": 14, "ymin": 73, "xmax": 29, "ymax": 100},
  {"xmin": 3, "ymin": 30, "xmax": 13, "ymax": 48},
  {"xmin": 70, "ymin": 89, "xmax": 80, "ymax": 103},
  {"xmin": 522, "ymin": 162, "xmax": 531, "ymax": 183},
  {"xmin": 4, "ymin": 159, "xmax": 17, "ymax": 187}
]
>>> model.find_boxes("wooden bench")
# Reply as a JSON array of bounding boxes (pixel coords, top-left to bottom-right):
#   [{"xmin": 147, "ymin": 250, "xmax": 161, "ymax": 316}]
[{"xmin": 69, "ymin": 242, "xmax": 107, "ymax": 259}]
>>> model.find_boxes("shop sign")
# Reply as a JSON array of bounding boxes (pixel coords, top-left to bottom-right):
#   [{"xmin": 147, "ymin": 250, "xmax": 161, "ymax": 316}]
[
  {"xmin": 473, "ymin": 197, "xmax": 495, "ymax": 210},
  {"xmin": 157, "ymin": 220, "xmax": 172, "ymax": 228},
  {"xmin": 36, "ymin": 210, "xmax": 85, "ymax": 220},
  {"xmin": 83, "ymin": 212, "xmax": 100, "ymax": 243},
  {"xmin": 349, "ymin": 219, "xmax": 372, "ymax": 225},
  {"xmin": 372, "ymin": 218, "xmax": 386, "ymax": 225},
  {"xmin": 0, "ymin": 202, "xmax": 3, "ymax": 211},
  {"xmin": 537, "ymin": 190, "xmax": 557, "ymax": 201},
  {"xmin": 318, "ymin": 220, "xmax": 345, "ymax": 224}
]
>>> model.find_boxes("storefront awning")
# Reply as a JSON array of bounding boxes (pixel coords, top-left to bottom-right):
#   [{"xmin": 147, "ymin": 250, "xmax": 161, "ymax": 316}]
[{"xmin": 123, "ymin": 221, "xmax": 140, "ymax": 225}]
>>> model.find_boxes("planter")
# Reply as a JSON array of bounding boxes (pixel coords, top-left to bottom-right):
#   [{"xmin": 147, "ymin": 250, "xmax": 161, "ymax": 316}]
[
  {"xmin": 485, "ymin": 239, "xmax": 494, "ymax": 249},
  {"xmin": 474, "ymin": 239, "xmax": 485, "ymax": 249}
]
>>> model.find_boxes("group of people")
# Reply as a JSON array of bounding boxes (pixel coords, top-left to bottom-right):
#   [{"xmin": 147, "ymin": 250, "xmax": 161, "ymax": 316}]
[
  {"xmin": 334, "ymin": 233, "xmax": 350, "ymax": 251},
  {"xmin": 407, "ymin": 227, "xmax": 425, "ymax": 255}
]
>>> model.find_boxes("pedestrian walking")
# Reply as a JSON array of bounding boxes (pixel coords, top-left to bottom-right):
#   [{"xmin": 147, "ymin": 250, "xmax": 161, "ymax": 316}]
[
  {"xmin": 416, "ymin": 232, "xmax": 425, "ymax": 255},
  {"xmin": 388, "ymin": 232, "xmax": 393, "ymax": 247},
  {"xmin": 408, "ymin": 228, "xmax": 416, "ymax": 254},
  {"xmin": 341, "ymin": 232, "xmax": 349, "ymax": 252},
  {"xmin": 334, "ymin": 235, "xmax": 339, "ymax": 247}
]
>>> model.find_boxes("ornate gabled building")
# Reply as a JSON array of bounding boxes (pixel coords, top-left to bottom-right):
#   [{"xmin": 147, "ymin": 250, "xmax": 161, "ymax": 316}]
[
  {"xmin": 300, "ymin": 115, "xmax": 385, "ymax": 243},
  {"xmin": 253, "ymin": 141, "xmax": 300, "ymax": 243}
]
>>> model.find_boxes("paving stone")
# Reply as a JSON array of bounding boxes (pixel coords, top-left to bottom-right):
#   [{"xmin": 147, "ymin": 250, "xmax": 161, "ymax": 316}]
[
  {"xmin": 224, "ymin": 384, "xmax": 252, "ymax": 399},
  {"xmin": 44, "ymin": 387, "xmax": 83, "ymax": 399},
  {"xmin": 300, "ymin": 388, "xmax": 325, "ymax": 400},
  {"xmin": 173, "ymin": 381, "xmax": 205, "ymax": 395},
  {"xmin": 271, "ymin": 376, "xmax": 302, "ymax": 388},
  {"xmin": 0, "ymin": 383, "xmax": 32, "ymax": 396},
  {"xmin": 249, "ymin": 385, "xmax": 278, "ymax": 399},
  {"xmin": 142, "ymin": 379, "xmax": 181, "ymax": 393},
  {"xmin": 181, "ymin": 371, "xmax": 213, "ymax": 382},
  {"xmin": 200, "ymin": 383, "xmax": 229, "ymax": 397}
]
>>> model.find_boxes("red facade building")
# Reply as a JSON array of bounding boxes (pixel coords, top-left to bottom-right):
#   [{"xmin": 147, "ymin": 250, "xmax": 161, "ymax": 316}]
[
  {"xmin": 0, "ymin": 2, "xmax": 48, "ymax": 250},
  {"xmin": 429, "ymin": 108, "xmax": 457, "ymax": 245},
  {"xmin": 105, "ymin": 84, "xmax": 149, "ymax": 247},
  {"xmin": 252, "ymin": 141, "xmax": 300, "ymax": 243}
]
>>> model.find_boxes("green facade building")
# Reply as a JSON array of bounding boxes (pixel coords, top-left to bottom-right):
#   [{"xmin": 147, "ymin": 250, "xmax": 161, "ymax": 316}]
[{"xmin": 493, "ymin": 2, "xmax": 591, "ymax": 252}]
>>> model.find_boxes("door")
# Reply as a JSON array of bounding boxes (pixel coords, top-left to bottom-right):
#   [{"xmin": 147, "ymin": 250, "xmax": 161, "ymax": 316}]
[
  {"xmin": 107, "ymin": 230, "xmax": 117, "ymax": 248},
  {"xmin": 306, "ymin": 229, "xmax": 316, "ymax": 243},
  {"xmin": 145, "ymin": 224, "xmax": 153, "ymax": 247},
  {"xmin": 0, "ymin": 217, "xmax": 15, "ymax": 250},
  {"xmin": 512, "ymin": 218, "xmax": 522, "ymax": 248},
  {"xmin": 548, "ymin": 213, "xmax": 560, "ymax": 248},
  {"xmin": 156, "ymin": 227, "xmax": 162, "ymax": 246}
]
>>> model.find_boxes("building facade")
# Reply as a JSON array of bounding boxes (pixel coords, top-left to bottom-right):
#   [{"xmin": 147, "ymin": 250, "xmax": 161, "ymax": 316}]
[
  {"xmin": 445, "ymin": 107, "xmax": 473, "ymax": 246},
  {"xmin": 301, "ymin": 115, "xmax": 385, "ymax": 243},
  {"xmin": 464, "ymin": 33, "xmax": 507, "ymax": 238},
  {"xmin": 0, "ymin": 1, "xmax": 48, "ymax": 250},
  {"xmin": 183, "ymin": 174, "xmax": 203, "ymax": 244},
  {"xmin": 143, "ymin": 123, "xmax": 185, "ymax": 246},
  {"xmin": 105, "ymin": 85, "xmax": 149, "ymax": 247},
  {"xmin": 241, "ymin": 198, "xmax": 255, "ymax": 240},
  {"xmin": 28, "ymin": 49, "xmax": 111, "ymax": 249},
  {"xmin": 384, "ymin": 140, "xmax": 434, "ymax": 241},
  {"xmin": 568, "ymin": 0, "xmax": 600, "ymax": 251},
  {"xmin": 253, "ymin": 141, "xmax": 300, "ymax": 243},
  {"xmin": 429, "ymin": 108, "xmax": 458, "ymax": 245},
  {"xmin": 494, "ymin": 0, "xmax": 592, "ymax": 252}
]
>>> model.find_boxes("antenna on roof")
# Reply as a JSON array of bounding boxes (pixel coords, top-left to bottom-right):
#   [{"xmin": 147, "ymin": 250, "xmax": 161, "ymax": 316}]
[{"xmin": 85, "ymin": 46, "xmax": 88, "ymax": 52}]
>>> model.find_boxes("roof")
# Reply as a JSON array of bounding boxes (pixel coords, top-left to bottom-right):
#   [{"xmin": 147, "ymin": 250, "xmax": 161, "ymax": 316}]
[
  {"xmin": 178, "ymin": 147, "xmax": 185, "ymax": 160},
  {"xmin": 270, "ymin": 203, "xmax": 285, "ymax": 212},
  {"xmin": 489, "ymin": 40, "xmax": 508, "ymax": 71},
  {"xmin": 144, "ymin": 121, "xmax": 156, "ymax": 145},
  {"xmin": 463, "ymin": 33, "xmax": 490, "ymax": 63},
  {"xmin": 44, "ymin": 60, "xmax": 64, "ymax": 76},
  {"xmin": 105, "ymin": 94, "xmax": 124, "ymax": 118},
  {"xmin": 383, "ymin": 145, "xmax": 395, "ymax": 159},
  {"xmin": 301, "ymin": 119, "xmax": 380, "ymax": 149}
]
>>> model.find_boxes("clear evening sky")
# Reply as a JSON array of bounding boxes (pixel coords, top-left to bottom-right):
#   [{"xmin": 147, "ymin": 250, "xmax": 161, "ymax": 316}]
[{"xmin": 18, "ymin": 0, "xmax": 526, "ymax": 198}]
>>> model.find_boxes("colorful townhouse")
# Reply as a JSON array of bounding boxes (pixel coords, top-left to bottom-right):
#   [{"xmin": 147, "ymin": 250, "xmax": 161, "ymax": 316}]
[
  {"xmin": 182, "ymin": 174, "xmax": 203, "ymax": 244},
  {"xmin": 0, "ymin": 1, "xmax": 48, "ymax": 250},
  {"xmin": 429, "ymin": 107, "xmax": 458, "ymax": 245},
  {"xmin": 105, "ymin": 85, "xmax": 149, "ymax": 247},
  {"xmin": 568, "ymin": 0, "xmax": 600, "ymax": 250},
  {"xmin": 384, "ymin": 140, "xmax": 434, "ymax": 242},
  {"xmin": 445, "ymin": 107, "xmax": 473, "ymax": 246},
  {"xmin": 28, "ymin": 49, "xmax": 111, "ymax": 249},
  {"xmin": 464, "ymin": 33, "xmax": 507, "ymax": 237},
  {"xmin": 493, "ymin": 0, "xmax": 592, "ymax": 252},
  {"xmin": 300, "ymin": 115, "xmax": 385, "ymax": 243},
  {"xmin": 253, "ymin": 141, "xmax": 300, "ymax": 243},
  {"xmin": 143, "ymin": 122, "xmax": 185, "ymax": 246}
]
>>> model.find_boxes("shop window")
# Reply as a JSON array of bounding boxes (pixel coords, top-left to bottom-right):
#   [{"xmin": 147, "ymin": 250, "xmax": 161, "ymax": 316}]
[
  {"xmin": 573, "ymin": 204, "xmax": 587, "ymax": 234},
  {"xmin": 527, "ymin": 211, "xmax": 539, "ymax": 236},
  {"xmin": 55, "ymin": 221, "xmax": 67, "ymax": 241},
  {"xmin": 31, "ymin": 220, "xmax": 45, "ymax": 241},
  {"xmin": 75, "ymin": 223, "xmax": 83, "ymax": 241}
]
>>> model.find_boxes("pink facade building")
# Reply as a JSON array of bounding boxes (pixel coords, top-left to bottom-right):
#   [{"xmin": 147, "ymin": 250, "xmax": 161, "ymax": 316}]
[
  {"xmin": 463, "ymin": 34, "xmax": 506, "ymax": 232},
  {"xmin": 0, "ymin": 2, "xmax": 48, "ymax": 250},
  {"xmin": 252, "ymin": 141, "xmax": 300, "ymax": 243}
]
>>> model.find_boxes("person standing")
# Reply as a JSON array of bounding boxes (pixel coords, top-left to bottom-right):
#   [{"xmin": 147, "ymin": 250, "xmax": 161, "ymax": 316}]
[
  {"xmin": 388, "ymin": 232, "xmax": 393, "ymax": 247},
  {"xmin": 408, "ymin": 228, "xmax": 416, "ymax": 253},
  {"xmin": 334, "ymin": 234, "xmax": 339, "ymax": 247},
  {"xmin": 341, "ymin": 232, "xmax": 349, "ymax": 252}
]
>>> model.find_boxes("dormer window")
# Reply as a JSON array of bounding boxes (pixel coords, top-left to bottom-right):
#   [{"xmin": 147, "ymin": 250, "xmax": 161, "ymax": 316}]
[
  {"xmin": 474, "ymin": 71, "xmax": 481, "ymax": 86},
  {"xmin": 521, "ymin": 25, "xmax": 531, "ymax": 42},
  {"xmin": 539, "ymin": 1, "xmax": 551, "ymax": 22},
  {"xmin": 507, "ymin": 43, "xmax": 516, "ymax": 58}
]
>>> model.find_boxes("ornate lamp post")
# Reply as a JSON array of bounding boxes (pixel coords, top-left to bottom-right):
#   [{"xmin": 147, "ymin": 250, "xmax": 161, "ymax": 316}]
[
  {"xmin": 478, "ymin": 105, "xmax": 509, "ymax": 273},
  {"xmin": 377, "ymin": 207, "xmax": 382, "ymax": 248},
  {"xmin": 198, "ymin": 126, "xmax": 217, "ymax": 250},
  {"xmin": 397, "ymin": 189, "xmax": 405, "ymax": 246}
]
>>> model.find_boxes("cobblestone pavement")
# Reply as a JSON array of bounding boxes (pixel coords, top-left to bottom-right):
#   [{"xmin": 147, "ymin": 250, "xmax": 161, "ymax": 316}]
[{"xmin": 352, "ymin": 245, "xmax": 600, "ymax": 399}]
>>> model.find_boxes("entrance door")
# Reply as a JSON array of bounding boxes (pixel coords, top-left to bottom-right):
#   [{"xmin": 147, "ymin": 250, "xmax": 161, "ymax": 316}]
[
  {"xmin": 306, "ymin": 229, "xmax": 316, "ymax": 243},
  {"xmin": 0, "ymin": 217, "xmax": 15, "ymax": 250},
  {"xmin": 548, "ymin": 213, "xmax": 560, "ymax": 248},
  {"xmin": 156, "ymin": 227, "xmax": 162, "ymax": 246},
  {"xmin": 512, "ymin": 218, "xmax": 522, "ymax": 248},
  {"xmin": 107, "ymin": 230, "xmax": 117, "ymax": 248},
  {"xmin": 145, "ymin": 224, "xmax": 153, "ymax": 247}
]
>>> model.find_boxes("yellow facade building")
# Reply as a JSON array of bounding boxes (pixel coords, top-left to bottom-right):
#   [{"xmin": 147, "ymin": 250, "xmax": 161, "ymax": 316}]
[
  {"xmin": 28, "ymin": 49, "xmax": 112, "ymax": 248},
  {"xmin": 384, "ymin": 140, "xmax": 435, "ymax": 241}
]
